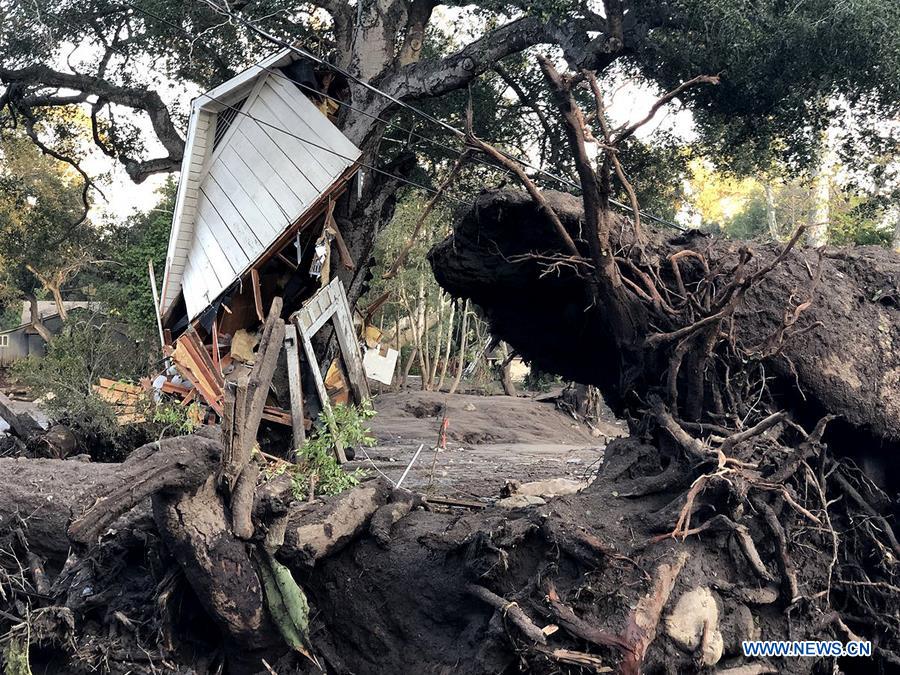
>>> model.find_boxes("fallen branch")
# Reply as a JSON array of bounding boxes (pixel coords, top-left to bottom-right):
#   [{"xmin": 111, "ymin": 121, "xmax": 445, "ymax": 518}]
[{"xmin": 619, "ymin": 550, "xmax": 689, "ymax": 675}]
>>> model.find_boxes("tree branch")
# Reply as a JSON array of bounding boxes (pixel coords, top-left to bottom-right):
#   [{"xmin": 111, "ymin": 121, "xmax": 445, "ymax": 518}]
[
  {"xmin": 614, "ymin": 74, "xmax": 719, "ymax": 144},
  {"xmin": 392, "ymin": 14, "xmax": 615, "ymax": 104},
  {"xmin": 0, "ymin": 63, "xmax": 184, "ymax": 182}
]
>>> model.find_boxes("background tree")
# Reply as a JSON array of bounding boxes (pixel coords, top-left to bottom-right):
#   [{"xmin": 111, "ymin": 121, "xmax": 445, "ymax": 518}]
[
  {"xmin": 2, "ymin": 0, "xmax": 899, "ymax": 308},
  {"xmin": 92, "ymin": 178, "xmax": 176, "ymax": 338},
  {"xmin": 0, "ymin": 131, "xmax": 100, "ymax": 339}
]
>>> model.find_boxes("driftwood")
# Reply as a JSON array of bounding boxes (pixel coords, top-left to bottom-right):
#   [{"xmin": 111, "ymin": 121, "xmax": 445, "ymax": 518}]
[{"xmin": 223, "ymin": 297, "xmax": 285, "ymax": 541}]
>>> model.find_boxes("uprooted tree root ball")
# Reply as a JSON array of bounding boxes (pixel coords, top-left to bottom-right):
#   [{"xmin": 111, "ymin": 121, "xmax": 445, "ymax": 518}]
[{"xmin": 0, "ymin": 187, "xmax": 897, "ymax": 674}]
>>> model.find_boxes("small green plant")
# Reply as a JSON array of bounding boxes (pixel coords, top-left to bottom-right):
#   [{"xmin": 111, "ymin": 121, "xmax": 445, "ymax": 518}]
[
  {"xmin": 263, "ymin": 400, "xmax": 375, "ymax": 501},
  {"xmin": 148, "ymin": 399, "xmax": 200, "ymax": 436},
  {"xmin": 2, "ymin": 636, "xmax": 31, "ymax": 675}
]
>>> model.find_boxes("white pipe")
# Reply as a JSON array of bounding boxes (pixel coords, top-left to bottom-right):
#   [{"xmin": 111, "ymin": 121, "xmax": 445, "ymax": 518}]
[{"xmin": 395, "ymin": 443, "xmax": 425, "ymax": 489}]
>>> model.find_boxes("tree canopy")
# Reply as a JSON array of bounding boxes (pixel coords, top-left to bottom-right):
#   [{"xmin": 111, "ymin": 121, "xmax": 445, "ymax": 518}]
[{"xmin": 2, "ymin": 1, "xmax": 898, "ymax": 188}]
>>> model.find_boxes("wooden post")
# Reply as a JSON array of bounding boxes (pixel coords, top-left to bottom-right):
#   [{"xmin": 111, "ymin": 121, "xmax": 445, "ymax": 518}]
[
  {"xmin": 221, "ymin": 297, "xmax": 285, "ymax": 539},
  {"xmin": 147, "ymin": 259, "xmax": 167, "ymax": 359},
  {"xmin": 284, "ymin": 325, "xmax": 306, "ymax": 458}
]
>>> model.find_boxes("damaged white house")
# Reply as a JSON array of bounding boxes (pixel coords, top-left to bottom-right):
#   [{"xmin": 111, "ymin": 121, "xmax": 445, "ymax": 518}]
[
  {"xmin": 160, "ymin": 47, "xmax": 361, "ymax": 333},
  {"xmin": 155, "ymin": 48, "xmax": 374, "ymax": 452}
]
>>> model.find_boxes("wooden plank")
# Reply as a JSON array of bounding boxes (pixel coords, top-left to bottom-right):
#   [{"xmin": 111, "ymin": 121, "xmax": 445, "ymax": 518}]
[
  {"xmin": 198, "ymin": 179, "xmax": 258, "ymax": 266},
  {"xmin": 211, "ymin": 317, "xmax": 221, "ymax": 374},
  {"xmin": 97, "ymin": 378, "xmax": 143, "ymax": 394},
  {"xmin": 261, "ymin": 406, "xmax": 293, "ymax": 426},
  {"xmin": 324, "ymin": 200, "xmax": 355, "ymax": 270},
  {"xmin": 297, "ymin": 325, "xmax": 328, "ymax": 410},
  {"xmin": 283, "ymin": 325, "xmax": 306, "ymax": 454},
  {"xmin": 248, "ymin": 91, "xmax": 333, "ymax": 191},
  {"xmin": 331, "ymin": 280, "xmax": 370, "ymax": 403},
  {"xmin": 192, "ymin": 212, "xmax": 238, "ymax": 286},
  {"xmin": 211, "ymin": 147, "xmax": 288, "ymax": 241},
  {"xmin": 294, "ymin": 315, "xmax": 346, "ymax": 463},
  {"xmin": 180, "ymin": 256, "xmax": 207, "ymax": 321},
  {"xmin": 262, "ymin": 78, "xmax": 347, "ymax": 178},
  {"xmin": 425, "ymin": 496, "xmax": 487, "ymax": 509},
  {"xmin": 266, "ymin": 74, "xmax": 360, "ymax": 163},
  {"xmin": 276, "ymin": 251, "xmax": 298, "ymax": 269},
  {"xmin": 172, "ymin": 327, "xmax": 224, "ymax": 415},
  {"xmin": 161, "ymin": 381, "xmax": 192, "ymax": 396}
]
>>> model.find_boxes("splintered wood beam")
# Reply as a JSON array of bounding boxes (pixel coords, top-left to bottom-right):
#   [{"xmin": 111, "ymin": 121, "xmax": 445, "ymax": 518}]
[
  {"xmin": 295, "ymin": 317, "xmax": 347, "ymax": 464},
  {"xmin": 172, "ymin": 327, "xmax": 224, "ymax": 415},
  {"xmin": 224, "ymin": 296, "xmax": 285, "ymax": 539},
  {"xmin": 328, "ymin": 279, "xmax": 370, "ymax": 404},
  {"xmin": 276, "ymin": 251, "xmax": 299, "ymax": 270},
  {"xmin": 242, "ymin": 296, "xmax": 285, "ymax": 453},
  {"xmin": 324, "ymin": 200, "xmax": 355, "ymax": 270},
  {"xmin": 221, "ymin": 375, "xmax": 250, "ymax": 491},
  {"xmin": 211, "ymin": 317, "xmax": 221, "ymax": 374},
  {"xmin": 251, "ymin": 268, "xmax": 264, "ymax": 322},
  {"xmin": 284, "ymin": 325, "xmax": 307, "ymax": 457}
]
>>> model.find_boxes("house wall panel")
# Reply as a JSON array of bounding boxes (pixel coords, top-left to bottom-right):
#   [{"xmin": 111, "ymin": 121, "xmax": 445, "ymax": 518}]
[{"xmin": 162, "ymin": 57, "xmax": 361, "ymax": 322}]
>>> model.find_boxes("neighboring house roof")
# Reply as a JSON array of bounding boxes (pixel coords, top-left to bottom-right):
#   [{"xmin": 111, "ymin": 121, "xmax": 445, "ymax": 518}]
[
  {"xmin": 160, "ymin": 48, "xmax": 362, "ymax": 323},
  {"xmin": 19, "ymin": 301, "xmax": 101, "ymax": 325}
]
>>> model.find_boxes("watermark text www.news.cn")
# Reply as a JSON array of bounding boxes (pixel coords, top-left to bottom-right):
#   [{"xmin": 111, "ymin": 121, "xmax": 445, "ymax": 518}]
[{"xmin": 742, "ymin": 640, "xmax": 872, "ymax": 658}]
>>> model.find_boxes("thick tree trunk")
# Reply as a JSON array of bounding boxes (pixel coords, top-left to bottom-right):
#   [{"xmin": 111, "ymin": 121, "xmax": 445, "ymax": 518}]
[{"xmin": 24, "ymin": 291, "xmax": 53, "ymax": 343}]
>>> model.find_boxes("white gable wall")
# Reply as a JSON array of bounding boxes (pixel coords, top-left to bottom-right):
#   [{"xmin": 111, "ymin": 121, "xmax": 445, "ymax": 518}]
[{"xmin": 161, "ymin": 53, "xmax": 361, "ymax": 321}]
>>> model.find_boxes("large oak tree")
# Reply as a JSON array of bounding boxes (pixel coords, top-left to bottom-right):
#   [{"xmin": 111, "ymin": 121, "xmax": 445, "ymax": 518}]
[{"xmin": 1, "ymin": 0, "xmax": 899, "ymax": 304}]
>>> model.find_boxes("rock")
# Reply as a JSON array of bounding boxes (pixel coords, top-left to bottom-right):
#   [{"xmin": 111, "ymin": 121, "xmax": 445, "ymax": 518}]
[
  {"xmin": 497, "ymin": 495, "xmax": 546, "ymax": 509},
  {"xmin": 44, "ymin": 424, "xmax": 77, "ymax": 458},
  {"xmin": 513, "ymin": 478, "xmax": 588, "ymax": 498},
  {"xmin": 463, "ymin": 403, "xmax": 476, "ymax": 411},
  {"xmin": 664, "ymin": 586, "xmax": 724, "ymax": 666}
]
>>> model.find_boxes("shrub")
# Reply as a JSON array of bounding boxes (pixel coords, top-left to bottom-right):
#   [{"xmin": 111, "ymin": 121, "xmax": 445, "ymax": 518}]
[
  {"xmin": 13, "ymin": 312, "xmax": 153, "ymax": 442},
  {"xmin": 263, "ymin": 400, "xmax": 374, "ymax": 500}
]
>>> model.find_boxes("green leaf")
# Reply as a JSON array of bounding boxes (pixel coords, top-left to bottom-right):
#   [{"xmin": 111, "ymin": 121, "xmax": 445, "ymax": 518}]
[{"xmin": 257, "ymin": 551, "xmax": 318, "ymax": 666}]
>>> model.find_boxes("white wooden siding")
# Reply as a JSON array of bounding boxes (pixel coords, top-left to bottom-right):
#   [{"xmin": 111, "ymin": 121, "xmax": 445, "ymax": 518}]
[{"xmin": 161, "ymin": 52, "xmax": 361, "ymax": 321}]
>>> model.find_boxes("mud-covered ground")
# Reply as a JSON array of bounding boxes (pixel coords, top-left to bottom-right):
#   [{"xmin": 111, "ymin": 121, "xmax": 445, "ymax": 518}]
[{"xmin": 347, "ymin": 389, "xmax": 626, "ymax": 498}]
